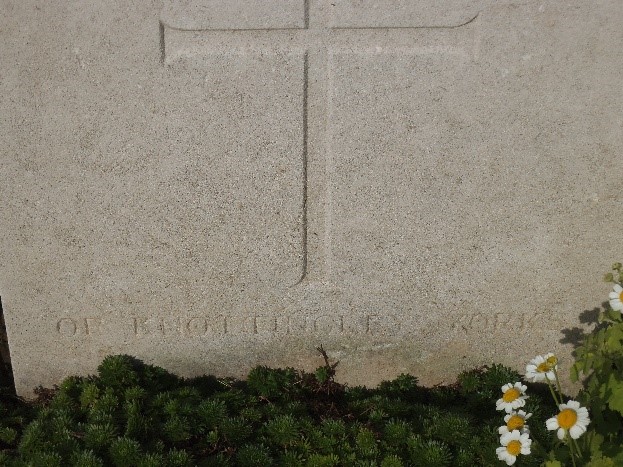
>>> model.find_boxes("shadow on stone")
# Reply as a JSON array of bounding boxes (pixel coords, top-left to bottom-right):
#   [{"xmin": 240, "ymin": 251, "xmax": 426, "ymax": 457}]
[
  {"xmin": 0, "ymin": 296, "xmax": 16, "ymax": 395},
  {"xmin": 558, "ymin": 304, "xmax": 605, "ymax": 349}
]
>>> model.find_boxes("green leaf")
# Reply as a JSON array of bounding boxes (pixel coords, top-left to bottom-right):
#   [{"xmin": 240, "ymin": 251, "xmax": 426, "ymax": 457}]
[
  {"xmin": 586, "ymin": 456, "xmax": 616, "ymax": 467},
  {"xmin": 570, "ymin": 362, "xmax": 581, "ymax": 382},
  {"xmin": 605, "ymin": 373, "xmax": 623, "ymax": 415},
  {"xmin": 605, "ymin": 325, "xmax": 623, "ymax": 352},
  {"xmin": 583, "ymin": 352, "xmax": 596, "ymax": 374},
  {"xmin": 603, "ymin": 309, "xmax": 623, "ymax": 324}
]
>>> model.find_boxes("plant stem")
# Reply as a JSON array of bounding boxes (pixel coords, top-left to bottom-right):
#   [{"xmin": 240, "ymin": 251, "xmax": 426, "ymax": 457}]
[
  {"xmin": 567, "ymin": 433, "xmax": 578, "ymax": 467},
  {"xmin": 552, "ymin": 368, "xmax": 564, "ymax": 401},
  {"xmin": 571, "ymin": 436, "xmax": 583, "ymax": 460},
  {"xmin": 544, "ymin": 375, "xmax": 561, "ymax": 406}
]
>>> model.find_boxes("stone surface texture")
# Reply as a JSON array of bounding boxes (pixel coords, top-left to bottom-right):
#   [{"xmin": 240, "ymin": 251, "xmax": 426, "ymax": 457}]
[{"xmin": 1, "ymin": 0, "xmax": 622, "ymax": 396}]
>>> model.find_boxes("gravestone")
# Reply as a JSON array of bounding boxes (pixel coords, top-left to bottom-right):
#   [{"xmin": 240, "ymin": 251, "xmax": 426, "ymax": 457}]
[{"xmin": 1, "ymin": 0, "xmax": 622, "ymax": 397}]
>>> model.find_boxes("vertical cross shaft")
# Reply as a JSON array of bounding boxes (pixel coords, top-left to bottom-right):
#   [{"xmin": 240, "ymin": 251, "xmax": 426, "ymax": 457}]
[{"xmin": 160, "ymin": 0, "xmax": 480, "ymax": 286}]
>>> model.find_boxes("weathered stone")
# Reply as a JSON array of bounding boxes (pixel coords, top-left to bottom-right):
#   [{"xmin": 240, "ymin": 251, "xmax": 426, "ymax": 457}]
[{"xmin": 1, "ymin": 0, "xmax": 622, "ymax": 396}]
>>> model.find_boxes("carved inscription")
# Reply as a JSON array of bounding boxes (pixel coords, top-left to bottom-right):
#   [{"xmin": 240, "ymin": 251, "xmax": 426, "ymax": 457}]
[
  {"xmin": 450, "ymin": 311, "xmax": 552, "ymax": 334},
  {"xmin": 130, "ymin": 313, "xmax": 402, "ymax": 337},
  {"xmin": 55, "ymin": 311, "xmax": 554, "ymax": 338},
  {"xmin": 56, "ymin": 317, "xmax": 100, "ymax": 337}
]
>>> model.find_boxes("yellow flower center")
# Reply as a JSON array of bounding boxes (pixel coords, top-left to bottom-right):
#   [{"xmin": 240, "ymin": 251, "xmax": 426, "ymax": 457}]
[
  {"xmin": 507, "ymin": 415, "xmax": 525, "ymax": 431},
  {"xmin": 503, "ymin": 388, "xmax": 520, "ymax": 402},
  {"xmin": 557, "ymin": 409, "xmax": 578, "ymax": 429},
  {"xmin": 619, "ymin": 291, "xmax": 623, "ymax": 302},
  {"xmin": 537, "ymin": 362, "xmax": 550, "ymax": 373},
  {"xmin": 506, "ymin": 440, "xmax": 522, "ymax": 456},
  {"xmin": 536, "ymin": 355, "xmax": 557, "ymax": 373}
]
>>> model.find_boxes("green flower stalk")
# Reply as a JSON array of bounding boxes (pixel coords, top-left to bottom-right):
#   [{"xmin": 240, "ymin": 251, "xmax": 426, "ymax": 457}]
[
  {"xmin": 545, "ymin": 400, "xmax": 591, "ymax": 467},
  {"xmin": 526, "ymin": 355, "xmax": 589, "ymax": 466}
]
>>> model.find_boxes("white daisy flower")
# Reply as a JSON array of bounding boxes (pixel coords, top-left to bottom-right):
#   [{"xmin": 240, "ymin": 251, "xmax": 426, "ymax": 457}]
[
  {"xmin": 498, "ymin": 410, "xmax": 532, "ymax": 435},
  {"xmin": 525, "ymin": 353, "xmax": 558, "ymax": 383},
  {"xmin": 496, "ymin": 430, "xmax": 532, "ymax": 465},
  {"xmin": 609, "ymin": 284, "xmax": 623, "ymax": 312},
  {"xmin": 546, "ymin": 400, "xmax": 590, "ymax": 440},
  {"xmin": 496, "ymin": 382, "xmax": 528, "ymax": 413}
]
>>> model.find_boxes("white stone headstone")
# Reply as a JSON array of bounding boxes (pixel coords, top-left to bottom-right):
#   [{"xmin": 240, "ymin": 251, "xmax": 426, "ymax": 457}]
[{"xmin": 1, "ymin": 0, "xmax": 622, "ymax": 396}]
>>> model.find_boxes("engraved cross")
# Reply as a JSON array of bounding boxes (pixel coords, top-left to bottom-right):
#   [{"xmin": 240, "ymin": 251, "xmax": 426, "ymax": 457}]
[{"xmin": 159, "ymin": 0, "xmax": 480, "ymax": 286}]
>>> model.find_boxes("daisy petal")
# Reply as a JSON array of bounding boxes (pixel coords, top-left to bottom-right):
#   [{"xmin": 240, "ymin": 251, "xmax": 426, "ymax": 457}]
[{"xmin": 545, "ymin": 417, "xmax": 558, "ymax": 430}]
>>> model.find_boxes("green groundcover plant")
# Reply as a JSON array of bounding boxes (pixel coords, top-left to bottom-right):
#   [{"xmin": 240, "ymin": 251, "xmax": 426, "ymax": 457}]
[{"xmin": 0, "ymin": 266, "xmax": 622, "ymax": 466}]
